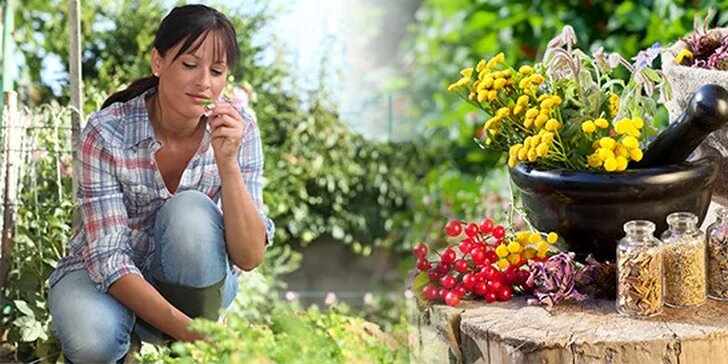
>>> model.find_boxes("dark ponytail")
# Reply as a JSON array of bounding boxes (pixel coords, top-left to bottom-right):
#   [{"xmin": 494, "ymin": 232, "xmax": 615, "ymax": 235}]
[
  {"xmin": 101, "ymin": 76, "xmax": 158, "ymax": 109},
  {"xmin": 100, "ymin": 4, "xmax": 240, "ymax": 109}
]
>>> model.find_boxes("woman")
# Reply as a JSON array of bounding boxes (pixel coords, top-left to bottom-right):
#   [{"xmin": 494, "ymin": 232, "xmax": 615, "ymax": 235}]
[{"xmin": 48, "ymin": 4, "xmax": 274, "ymax": 363}]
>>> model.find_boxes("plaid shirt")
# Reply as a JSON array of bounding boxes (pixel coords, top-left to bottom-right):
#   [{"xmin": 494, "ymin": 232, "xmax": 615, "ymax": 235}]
[{"xmin": 49, "ymin": 88, "xmax": 275, "ymax": 292}]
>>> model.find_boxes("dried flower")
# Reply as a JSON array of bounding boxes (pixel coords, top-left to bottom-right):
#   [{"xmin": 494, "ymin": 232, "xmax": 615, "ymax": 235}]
[{"xmin": 525, "ymin": 252, "xmax": 587, "ymax": 311}]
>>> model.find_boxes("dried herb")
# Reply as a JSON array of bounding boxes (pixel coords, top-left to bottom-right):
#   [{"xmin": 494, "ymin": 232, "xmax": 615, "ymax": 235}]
[
  {"xmin": 708, "ymin": 227, "xmax": 728, "ymax": 299},
  {"xmin": 617, "ymin": 247, "xmax": 663, "ymax": 317},
  {"xmin": 664, "ymin": 238, "xmax": 706, "ymax": 307},
  {"xmin": 526, "ymin": 252, "xmax": 587, "ymax": 311},
  {"xmin": 680, "ymin": 10, "xmax": 728, "ymax": 70}
]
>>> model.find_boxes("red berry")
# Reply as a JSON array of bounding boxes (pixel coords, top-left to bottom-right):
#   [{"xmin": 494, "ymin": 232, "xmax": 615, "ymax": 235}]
[
  {"xmin": 492, "ymin": 225, "xmax": 506, "ymax": 239},
  {"xmin": 503, "ymin": 270, "xmax": 517, "ymax": 286},
  {"xmin": 458, "ymin": 239, "xmax": 473, "ymax": 254},
  {"xmin": 445, "ymin": 291, "xmax": 461, "ymax": 306},
  {"xmin": 482, "ymin": 266, "xmax": 498, "ymax": 282},
  {"xmin": 470, "ymin": 247, "xmax": 486, "ymax": 266},
  {"xmin": 427, "ymin": 270, "xmax": 442, "ymax": 282},
  {"xmin": 479, "ymin": 218, "xmax": 494, "ymax": 234},
  {"xmin": 453, "ymin": 259, "xmax": 470, "ymax": 273},
  {"xmin": 484, "ymin": 250, "xmax": 498, "ymax": 263},
  {"xmin": 461, "ymin": 273, "xmax": 476, "ymax": 290},
  {"xmin": 440, "ymin": 248, "xmax": 457, "ymax": 265},
  {"xmin": 487, "ymin": 280, "xmax": 503, "ymax": 293},
  {"xmin": 473, "ymin": 272, "xmax": 486, "ymax": 282},
  {"xmin": 453, "ymin": 285, "xmax": 468, "ymax": 298},
  {"xmin": 422, "ymin": 284, "xmax": 438, "ymax": 301},
  {"xmin": 445, "ymin": 220, "xmax": 463, "ymax": 237},
  {"xmin": 439, "ymin": 288, "xmax": 450, "ymax": 300},
  {"xmin": 497, "ymin": 286, "xmax": 512, "ymax": 301},
  {"xmin": 473, "ymin": 281, "xmax": 488, "ymax": 296},
  {"xmin": 413, "ymin": 243, "xmax": 428, "ymax": 259},
  {"xmin": 484, "ymin": 291, "xmax": 497, "ymax": 303},
  {"xmin": 464, "ymin": 223, "xmax": 479, "ymax": 237},
  {"xmin": 439, "ymin": 274, "xmax": 457, "ymax": 289},
  {"xmin": 436, "ymin": 262, "xmax": 451, "ymax": 274},
  {"xmin": 516, "ymin": 270, "xmax": 531, "ymax": 285},
  {"xmin": 416, "ymin": 258, "xmax": 430, "ymax": 271}
]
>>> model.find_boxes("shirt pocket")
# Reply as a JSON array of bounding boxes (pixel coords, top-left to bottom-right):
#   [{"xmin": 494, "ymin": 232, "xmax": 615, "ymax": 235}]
[{"xmin": 124, "ymin": 183, "xmax": 159, "ymax": 212}]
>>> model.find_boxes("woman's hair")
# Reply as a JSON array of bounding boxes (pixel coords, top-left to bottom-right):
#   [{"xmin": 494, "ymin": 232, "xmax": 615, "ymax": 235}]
[{"xmin": 101, "ymin": 4, "xmax": 240, "ymax": 109}]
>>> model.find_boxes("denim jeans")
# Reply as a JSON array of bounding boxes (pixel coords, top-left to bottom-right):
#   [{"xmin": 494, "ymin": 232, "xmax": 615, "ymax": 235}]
[{"xmin": 48, "ymin": 191, "xmax": 238, "ymax": 363}]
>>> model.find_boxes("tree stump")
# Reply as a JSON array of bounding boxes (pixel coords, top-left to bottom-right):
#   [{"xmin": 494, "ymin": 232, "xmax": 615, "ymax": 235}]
[{"xmin": 416, "ymin": 297, "xmax": 728, "ymax": 363}]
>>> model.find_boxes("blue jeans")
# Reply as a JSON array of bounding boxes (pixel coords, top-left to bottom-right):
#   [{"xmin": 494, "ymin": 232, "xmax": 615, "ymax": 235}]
[{"xmin": 49, "ymin": 191, "xmax": 238, "ymax": 363}]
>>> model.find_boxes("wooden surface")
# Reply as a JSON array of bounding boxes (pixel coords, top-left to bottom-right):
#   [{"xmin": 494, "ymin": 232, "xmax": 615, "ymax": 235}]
[{"xmin": 417, "ymin": 296, "xmax": 728, "ymax": 364}]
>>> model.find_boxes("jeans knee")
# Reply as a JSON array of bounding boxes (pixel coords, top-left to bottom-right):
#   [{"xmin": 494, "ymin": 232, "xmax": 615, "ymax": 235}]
[
  {"xmin": 60, "ymin": 319, "xmax": 129, "ymax": 363},
  {"xmin": 154, "ymin": 190, "xmax": 227, "ymax": 286}
]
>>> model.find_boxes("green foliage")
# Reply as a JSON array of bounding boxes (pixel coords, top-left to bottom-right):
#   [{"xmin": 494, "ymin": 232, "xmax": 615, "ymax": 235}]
[{"xmin": 1, "ymin": 104, "xmax": 75, "ymax": 361}]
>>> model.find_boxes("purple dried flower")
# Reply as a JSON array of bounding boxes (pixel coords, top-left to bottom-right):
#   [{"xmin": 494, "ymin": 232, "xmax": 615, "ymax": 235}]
[
  {"xmin": 526, "ymin": 252, "xmax": 587, "ymax": 311},
  {"xmin": 632, "ymin": 42, "xmax": 662, "ymax": 69}
]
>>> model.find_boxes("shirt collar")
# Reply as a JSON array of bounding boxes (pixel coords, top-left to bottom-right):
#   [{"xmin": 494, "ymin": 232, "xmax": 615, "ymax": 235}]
[{"xmin": 123, "ymin": 88, "xmax": 157, "ymax": 148}]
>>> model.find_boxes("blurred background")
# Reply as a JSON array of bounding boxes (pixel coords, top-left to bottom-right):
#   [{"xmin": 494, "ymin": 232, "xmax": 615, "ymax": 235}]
[{"xmin": 1, "ymin": 0, "xmax": 728, "ymax": 361}]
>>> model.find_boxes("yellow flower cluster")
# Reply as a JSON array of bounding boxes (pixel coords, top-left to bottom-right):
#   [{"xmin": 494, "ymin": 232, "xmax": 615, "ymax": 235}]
[
  {"xmin": 675, "ymin": 49, "xmax": 693, "ymax": 65},
  {"xmin": 609, "ymin": 93, "xmax": 620, "ymax": 118},
  {"xmin": 494, "ymin": 230, "xmax": 559, "ymax": 270},
  {"xmin": 585, "ymin": 117, "xmax": 644, "ymax": 171},
  {"xmin": 507, "ymin": 129, "xmax": 556, "ymax": 167}
]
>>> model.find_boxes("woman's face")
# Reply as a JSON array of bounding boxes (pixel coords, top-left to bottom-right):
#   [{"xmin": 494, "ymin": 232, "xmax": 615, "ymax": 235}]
[{"xmin": 151, "ymin": 31, "xmax": 229, "ymax": 120}]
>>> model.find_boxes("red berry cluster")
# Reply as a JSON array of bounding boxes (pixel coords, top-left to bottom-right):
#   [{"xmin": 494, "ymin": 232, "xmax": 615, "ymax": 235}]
[{"xmin": 414, "ymin": 219, "xmax": 532, "ymax": 307}]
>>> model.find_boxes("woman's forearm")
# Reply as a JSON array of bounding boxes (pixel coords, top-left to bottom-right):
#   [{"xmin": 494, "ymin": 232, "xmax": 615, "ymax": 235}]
[
  {"xmin": 217, "ymin": 159, "xmax": 267, "ymax": 270},
  {"xmin": 108, "ymin": 274, "xmax": 202, "ymax": 341}
]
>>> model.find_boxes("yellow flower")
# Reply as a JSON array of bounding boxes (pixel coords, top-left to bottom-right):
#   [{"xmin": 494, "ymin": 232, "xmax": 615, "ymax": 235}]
[
  {"xmin": 496, "ymin": 259, "xmax": 510, "ymax": 270},
  {"xmin": 487, "ymin": 90, "xmax": 498, "ymax": 101},
  {"xmin": 493, "ymin": 78, "xmax": 507, "ymax": 90},
  {"xmin": 536, "ymin": 143, "xmax": 549, "ymax": 157},
  {"xmin": 621, "ymin": 135, "xmax": 639, "ymax": 150},
  {"xmin": 523, "ymin": 248, "xmax": 537, "ymax": 260},
  {"xmin": 616, "ymin": 156, "xmax": 628, "ymax": 171},
  {"xmin": 550, "ymin": 95, "xmax": 562, "ymax": 105},
  {"xmin": 581, "ymin": 120, "xmax": 596, "ymax": 134},
  {"xmin": 516, "ymin": 231, "xmax": 530, "ymax": 243},
  {"xmin": 604, "ymin": 156, "xmax": 618, "ymax": 172},
  {"xmin": 496, "ymin": 107, "xmax": 510, "ymax": 118},
  {"xmin": 484, "ymin": 117, "xmax": 497, "ymax": 130},
  {"xmin": 596, "ymin": 148, "xmax": 613, "ymax": 161},
  {"xmin": 594, "ymin": 118, "xmax": 609, "ymax": 129},
  {"xmin": 525, "ymin": 108, "xmax": 539, "ymax": 119},
  {"xmin": 508, "ymin": 253, "xmax": 522, "ymax": 265},
  {"xmin": 460, "ymin": 67, "xmax": 473, "ymax": 77},
  {"xmin": 510, "ymin": 144, "xmax": 524, "ymax": 155},
  {"xmin": 599, "ymin": 137, "xmax": 617, "ymax": 150},
  {"xmin": 587, "ymin": 153, "xmax": 602, "ymax": 168},
  {"xmin": 541, "ymin": 132, "xmax": 554, "ymax": 144},
  {"xmin": 502, "ymin": 69, "xmax": 513, "ymax": 78},
  {"xmin": 508, "ymin": 156, "xmax": 518, "ymax": 168},
  {"xmin": 517, "ymin": 147, "xmax": 528, "ymax": 161},
  {"xmin": 529, "ymin": 232, "xmax": 542, "ymax": 243},
  {"xmin": 609, "ymin": 93, "xmax": 620, "ymax": 117},
  {"xmin": 476, "ymin": 59, "xmax": 487, "ymax": 72},
  {"xmin": 527, "ymin": 148, "xmax": 538, "ymax": 162},
  {"xmin": 615, "ymin": 144, "xmax": 629, "ymax": 158},
  {"xmin": 547, "ymin": 232, "xmax": 558, "ymax": 244},
  {"xmin": 513, "ymin": 105, "xmax": 524, "ymax": 115},
  {"xmin": 545, "ymin": 119, "xmax": 561, "ymax": 131},
  {"xmin": 534, "ymin": 114, "xmax": 548, "ymax": 128},
  {"xmin": 507, "ymin": 241, "xmax": 524, "ymax": 253},
  {"xmin": 524, "ymin": 118, "xmax": 534, "ymax": 128},
  {"xmin": 629, "ymin": 148, "xmax": 643, "ymax": 162},
  {"xmin": 675, "ymin": 49, "xmax": 693, "ymax": 64},
  {"xmin": 531, "ymin": 74, "xmax": 545, "ymax": 84},
  {"xmin": 519, "ymin": 65, "xmax": 534, "ymax": 75},
  {"xmin": 482, "ymin": 76, "xmax": 494, "ymax": 89},
  {"xmin": 536, "ymin": 240, "xmax": 549, "ymax": 254},
  {"xmin": 495, "ymin": 244, "xmax": 509, "ymax": 258},
  {"xmin": 540, "ymin": 98, "xmax": 554, "ymax": 110},
  {"xmin": 477, "ymin": 91, "xmax": 488, "ymax": 103},
  {"xmin": 614, "ymin": 118, "xmax": 631, "ymax": 135},
  {"xmin": 536, "ymin": 250, "xmax": 548, "ymax": 259},
  {"xmin": 517, "ymin": 95, "xmax": 530, "ymax": 106},
  {"xmin": 632, "ymin": 116, "xmax": 644, "ymax": 129},
  {"xmin": 523, "ymin": 136, "xmax": 532, "ymax": 148},
  {"xmin": 485, "ymin": 137, "xmax": 492, "ymax": 145}
]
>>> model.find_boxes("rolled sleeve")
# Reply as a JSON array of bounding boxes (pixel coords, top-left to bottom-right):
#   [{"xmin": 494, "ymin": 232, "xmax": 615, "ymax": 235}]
[
  {"xmin": 239, "ymin": 108, "xmax": 275, "ymax": 247},
  {"xmin": 75, "ymin": 125, "xmax": 141, "ymax": 292}
]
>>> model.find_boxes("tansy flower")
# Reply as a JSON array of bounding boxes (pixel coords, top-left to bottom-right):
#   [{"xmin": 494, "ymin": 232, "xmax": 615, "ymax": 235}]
[
  {"xmin": 495, "ymin": 244, "xmax": 509, "ymax": 258},
  {"xmin": 476, "ymin": 59, "xmax": 487, "ymax": 72},
  {"xmin": 496, "ymin": 259, "xmax": 510, "ymax": 270},
  {"xmin": 547, "ymin": 232, "xmax": 558, "ymax": 244},
  {"xmin": 581, "ymin": 120, "xmax": 596, "ymax": 133},
  {"xmin": 519, "ymin": 65, "xmax": 534, "ymax": 75},
  {"xmin": 594, "ymin": 118, "xmax": 609, "ymax": 129},
  {"xmin": 536, "ymin": 143, "xmax": 549, "ymax": 157},
  {"xmin": 630, "ymin": 148, "xmax": 643, "ymax": 161},
  {"xmin": 508, "ymin": 253, "xmax": 522, "ymax": 265},
  {"xmin": 598, "ymin": 137, "xmax": 617, "ymax": 150},
  {"xmin": 675, "ymin": 49, "xmax": 693, "ymax": 65},
  {"xmin": 507, "ymin": 241, "xmax": 524, "ymax": 253},
  {"xmin": 545, "ymin": 119, "xmax": 561, "ymax": 131},
  {"xmin": 460, "ymin": 67, "xmax": 474, "ymax": 77},
  {"xmin": 604, "ymin": 156, "xmax": 618, "ymax": 171}
]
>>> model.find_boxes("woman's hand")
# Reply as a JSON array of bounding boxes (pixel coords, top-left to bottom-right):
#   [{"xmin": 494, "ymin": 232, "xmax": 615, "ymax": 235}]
[{"xmin": 207, "ymin": 103, "xmax": 245, "ymax": 166}]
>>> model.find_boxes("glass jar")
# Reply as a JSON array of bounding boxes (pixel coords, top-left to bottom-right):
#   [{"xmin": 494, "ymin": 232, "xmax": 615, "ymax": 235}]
[
  {"xmin": 616, "ymin": 220, "xmax": 663, "ymax": 317},
  {"xmin": 661, "ymin": 212, "xmax": 707, "ymax": 307},
  {"xmin": 707, "ymin": 207, "xmax": 728, "ymax": 300}
]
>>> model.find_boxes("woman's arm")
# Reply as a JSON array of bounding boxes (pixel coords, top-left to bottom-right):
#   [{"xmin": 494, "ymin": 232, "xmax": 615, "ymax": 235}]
[
  {"xmin": 108, "ymin": 274, "xmax": 202, "ymax": 341},
  {"xmin": 217, "ymin": 159, "xmax": 267, "ymax": 270}
]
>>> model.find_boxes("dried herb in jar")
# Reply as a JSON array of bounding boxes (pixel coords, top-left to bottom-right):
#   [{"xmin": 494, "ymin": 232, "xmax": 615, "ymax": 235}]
[
  {"xmin": 708, "ymin": 208, "xmax": 728, "ymax": 300},
  {"xmin": 616, "ymin": 220, "xmax": 663, "ymax": 317}
]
